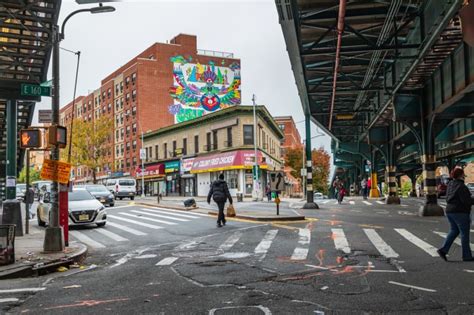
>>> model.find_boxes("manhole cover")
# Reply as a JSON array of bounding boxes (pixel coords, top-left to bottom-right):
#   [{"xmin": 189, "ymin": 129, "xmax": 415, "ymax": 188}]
[{"xmin": 173, "ymin": 250, "xmax": 221, "ymax": 258}]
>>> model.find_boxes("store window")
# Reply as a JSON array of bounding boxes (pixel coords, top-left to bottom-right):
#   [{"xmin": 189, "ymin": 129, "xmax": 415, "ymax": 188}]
[
  {"xmin": 243, "ymin": 125, "xmax": 254, "ymax": 145},
  {"xmin": 210, "ymin": 170, "xmax": 239, "ymax": 190}
]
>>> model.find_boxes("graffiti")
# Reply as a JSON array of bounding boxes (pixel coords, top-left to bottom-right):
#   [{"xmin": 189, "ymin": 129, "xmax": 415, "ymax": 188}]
[{"xmin": 169, "ymin": 55, "xmax": 241, "ymax": 123}]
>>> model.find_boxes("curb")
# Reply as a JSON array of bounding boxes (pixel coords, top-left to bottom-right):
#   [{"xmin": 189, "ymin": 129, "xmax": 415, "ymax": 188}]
[
  {"xmin": 207, "ymin": 211, "xmax": 305, "ymax": 222},
  {"xmin": 136, "ymin": 202, "xmax": 200, "ymax": 212},
  {"xmin": 0, "ymin": 243, "xmax": 88, "ymax": 280}
]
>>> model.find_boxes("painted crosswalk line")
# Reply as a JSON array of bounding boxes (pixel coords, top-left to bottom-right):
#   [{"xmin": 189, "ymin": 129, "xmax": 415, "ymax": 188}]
[
  {"xmin": 331, "ymin": 228, "xmax": 350, "ymax": 254},
  {"xmin": 0, "ymin": 287, "xmax": 46, "ymax": 293},
  {"xmin": 106, "ymin": 222, "xmax": 147, "ymax": 236},
  {"xmin": 108, "ymin": 215, "xmax": 163, "ymax": 230},
  {"xmin": 219, "ymin": 231, "xmax": 243, "ymax": 251},
  {"xmin": 140, "ymin": 208, "xmax": 203, "ymax": 219},
  {"xmin": 131, "ymin": 210, "xmax": 190, "ymax": 222},
  {"xmin": 119, "ymin": 212, "xmax": 177, "ymax": 225},
  {"xmin": 364, "ymin": 229, "xmax": 399, "ymax": 258},
  {"xmin": 291, "ymin": 228, "xmax": 311, "ymax": 260},
  {"xmin": 433, "ymin": 231, "xmax": 474, "ymax": 248},
  {"xmin": 376, "ymin": 201, "xmax": 385, "ymax": 205},
  {"xmin": 321, "ymin": 200, "xmax": 330, "ymax": 204},
  {"xmin": 156, "ymin": 257, "xmax": 179, "ymax": 266},
  {"xmin": 394, "ymin": 228, "xmax": 438, "ymax": 257},
  {"xmin": 70, "ymin": 231, "xmax": 105, "ymax": 249},
  {"xmin": 255, "ymin": 229, "xmax": 278, "ymax": 260},
  {"xmin": 95, "ymin": 228, "xmax": 129, "ymax": 242},
  {"xmin": 0, "ymin": 298, "xmax": 19, "ymax": 303},
  {"xmin": 363, "ymin": 201, "xmax": 372, "ymax": 206},
  {"xmin": 349, "ymin": 201, "xmax": 355, "ymax": 205},
  {"xmin": 153, "ymin": 206, "xmax": 210, "ymax": 217}
]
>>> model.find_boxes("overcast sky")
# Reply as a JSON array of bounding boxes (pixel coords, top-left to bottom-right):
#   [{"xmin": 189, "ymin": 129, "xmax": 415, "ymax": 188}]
[{"xmin": 35, "ymin": 0, "xmax": 333, "ymax": 167}]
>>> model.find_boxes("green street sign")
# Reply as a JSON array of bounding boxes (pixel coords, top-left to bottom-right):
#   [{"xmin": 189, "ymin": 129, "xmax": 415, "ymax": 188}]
[{"xmin": 21, "ymin": 84, "xmax": 51, "ymax": 97}]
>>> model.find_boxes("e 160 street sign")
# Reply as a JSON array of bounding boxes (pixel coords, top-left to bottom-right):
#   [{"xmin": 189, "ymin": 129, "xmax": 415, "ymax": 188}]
[{"xmin": 21, "ymin": 84, "xmax": 51, "ymax": 97}]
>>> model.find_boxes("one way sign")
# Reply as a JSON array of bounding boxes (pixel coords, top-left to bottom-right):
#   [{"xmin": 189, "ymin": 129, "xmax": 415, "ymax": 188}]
[{"xmin": 269, "ymin": 171, "xmax": 285, "ymax": 191}]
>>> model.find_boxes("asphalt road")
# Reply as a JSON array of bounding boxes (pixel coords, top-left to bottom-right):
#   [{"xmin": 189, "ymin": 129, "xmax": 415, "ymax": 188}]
[{"xmin": 2, "ymin": 197, "xmax": 473, "ymax": 314}]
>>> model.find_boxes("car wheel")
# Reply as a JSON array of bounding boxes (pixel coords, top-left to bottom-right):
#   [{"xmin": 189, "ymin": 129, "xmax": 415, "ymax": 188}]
[
  {"xmin": 130, "ymin": 196, "xmax": 135, "ymax": 201},
  {"xmin": 37, "ymin": 210, "xmax": 46, "ymax": 227},
  {"xmin": 119, "ymin": 197, "xmax": 123, "ymax": 200},
  {"xmin": 96, "ymin": 222, "xmax": 106, "ymax": 227},
  {"xmin": 110, "ymin": 203, "xmax": 114, "ymax": 207}
]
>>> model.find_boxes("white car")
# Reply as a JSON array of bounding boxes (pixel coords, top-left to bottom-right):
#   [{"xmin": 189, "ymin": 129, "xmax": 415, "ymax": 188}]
[
  {"xmin": 314, "ymin": 192, "xmax": 324, "ymax": 200},
  {"xmin": 37, "ymin": 188, "xmax": 107, "ymax": 227}
]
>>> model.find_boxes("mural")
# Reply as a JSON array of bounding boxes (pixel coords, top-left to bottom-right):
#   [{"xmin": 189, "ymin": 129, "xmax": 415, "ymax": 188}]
[{"xmin": 169, "ymin": 55, "xmax": 241, "ymax": 123}]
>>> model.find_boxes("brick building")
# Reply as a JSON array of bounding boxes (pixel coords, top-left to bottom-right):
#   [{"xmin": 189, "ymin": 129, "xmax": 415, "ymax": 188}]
[{"xmin": 60, "ymin": 34, "xmax": 241, "ymax": 183}]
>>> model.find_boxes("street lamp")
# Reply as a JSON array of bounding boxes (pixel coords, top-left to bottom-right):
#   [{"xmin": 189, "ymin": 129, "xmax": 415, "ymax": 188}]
[
  {"xmin": 44, "ymin": 4, "xmax": 115, "ymax": 252},
  {"xmin": 252, "ymin": 94, "xmax": 260, "ymax": 201}
]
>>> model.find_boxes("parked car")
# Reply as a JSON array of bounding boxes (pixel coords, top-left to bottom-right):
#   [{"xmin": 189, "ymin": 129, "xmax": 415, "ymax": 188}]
[
  {"xmin": 105, "ymin": 178, "xmax": 136, "ymax": 200},
  {"xmin": 314, "ymin": 192, "xmax": 324, "ymax": 200},
  {"xmin": 37, "ymin": 188, "xmax": 107, "ymax": 228},
  {"xmin": 468, "ymin": 182, "xmax": 474, "ymax": 196},
  {"xmin": 32, "ymin": 180, "xmax": 52, "ymax": 201},
  {"xmin": 16, "ymin": 183, "xmax": 26, "ymax": 201},
  {"xmin": 84, "ymin": 184, "xmax": 115, "ymax": 207}
]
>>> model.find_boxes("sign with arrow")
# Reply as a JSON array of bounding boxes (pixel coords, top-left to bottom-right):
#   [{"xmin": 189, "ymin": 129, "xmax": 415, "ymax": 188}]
[{"xmin": 269, "ymin": 171, "xmax": 285, "ymax": 192}]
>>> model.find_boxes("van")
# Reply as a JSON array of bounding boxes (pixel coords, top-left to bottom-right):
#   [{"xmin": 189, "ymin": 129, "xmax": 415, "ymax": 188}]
[{"xmin": 106, "ymin": 178, "xmax": 136, "ymax": 200}]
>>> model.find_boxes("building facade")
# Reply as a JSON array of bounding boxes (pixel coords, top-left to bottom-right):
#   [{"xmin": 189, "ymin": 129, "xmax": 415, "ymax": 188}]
[
  {"xmin": 60, "ymin": 34, "xmax": 241, "ymax": 184},
  {"xmin": 141, "ymin": 105, "xmax": 284, "ymax": 197}
]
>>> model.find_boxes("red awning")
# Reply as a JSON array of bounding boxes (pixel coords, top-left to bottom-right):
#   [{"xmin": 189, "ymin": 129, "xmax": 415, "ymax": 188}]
[{"xmin": 136, "ymin": 163, "xmax": 165, "ymax": 178}]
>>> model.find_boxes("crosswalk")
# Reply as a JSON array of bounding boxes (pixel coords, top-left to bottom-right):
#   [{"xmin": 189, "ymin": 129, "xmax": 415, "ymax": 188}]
[
  {"xmin": 317, "ymin": 198, "xmax": 448, "ymax": 207},
  {"xmin": 69, "ymin": 207, "xmax": 210, "ymax": 249}
]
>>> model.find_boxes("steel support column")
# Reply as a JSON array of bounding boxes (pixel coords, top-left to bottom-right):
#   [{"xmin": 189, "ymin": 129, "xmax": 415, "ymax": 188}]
[
  {"xmin": 302, "ymin": 114, "xmax": 319, "ymax": 209},
  {"xmin": 419, "ymin": 154, "xmax": 444, "ymax": 216}
]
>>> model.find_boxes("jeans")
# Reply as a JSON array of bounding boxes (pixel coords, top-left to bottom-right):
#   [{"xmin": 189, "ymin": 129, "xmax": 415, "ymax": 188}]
[
  {"xmin": 440, "ymin": 212, "xmax": 472, "ymax": 259},
  {"xmin": 217, "ymin": 202, "xmax": 226, "ymax": 225}
]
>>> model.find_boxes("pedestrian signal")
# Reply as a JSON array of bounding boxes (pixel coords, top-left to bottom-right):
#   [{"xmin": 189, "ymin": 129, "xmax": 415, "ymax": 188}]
[
  {"xmin": 47, "ymin": 125, "xmax": 67, "ymax": 148},
  {"xmin": 19, "ymin": 129, "xmax": 42, "ymax": 148}
]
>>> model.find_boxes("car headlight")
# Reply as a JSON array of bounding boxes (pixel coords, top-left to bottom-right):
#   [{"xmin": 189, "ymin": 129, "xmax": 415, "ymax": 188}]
[
  {"xmin": 108, "ymin": 194, "xmax": 114, "ymax": 199},
  {"xmin": 96, "ymin": 206, "xmax": 105, "ymax": 212}
]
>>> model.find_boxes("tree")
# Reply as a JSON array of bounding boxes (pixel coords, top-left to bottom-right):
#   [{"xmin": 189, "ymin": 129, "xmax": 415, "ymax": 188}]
[
  {"xmin": 62, "ymin": 116, "xmax": 113, "ymax": 183},
  {"xmin": 284, "ymin": 147, "xmax": 304, "ymax": 179},
  {"xmin": 18, "ymin": 167, "xmax": 41, "ymax": 183},
  {"xmin": 311, "ymin": 147, "xmax": 331, "ymax": 195}
]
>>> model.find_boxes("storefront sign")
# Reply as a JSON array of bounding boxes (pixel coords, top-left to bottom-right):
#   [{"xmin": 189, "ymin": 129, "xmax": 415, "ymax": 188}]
[
  {"xmin": 191, "ymin": 150, "xmax": 270, "ymax": 173},
  {"xmin": 165, "ymin": 161, "xmax": 180, "ymax": 173},
  {"xmin": 136, "ymin": 163, "xmax": 164, "ymax": 178},
  {"xmin": 181, "ymin": 158, "xmax": 195, "ymax": 173}
]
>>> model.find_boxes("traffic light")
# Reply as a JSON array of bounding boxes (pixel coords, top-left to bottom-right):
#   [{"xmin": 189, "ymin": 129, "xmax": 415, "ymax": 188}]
[
  {"xmin": 47, "ymin": 125, "xmax": 67, "ymax": 148},
  {"xmin": 19, "ymin": 129, "xmax": 42, "ymax": 148}
]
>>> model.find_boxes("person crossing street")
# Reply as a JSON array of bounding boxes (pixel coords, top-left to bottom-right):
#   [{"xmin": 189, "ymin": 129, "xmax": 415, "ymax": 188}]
[{"xmin": 207, "ymin": 173, "xmax": 233, "ymax": 228}]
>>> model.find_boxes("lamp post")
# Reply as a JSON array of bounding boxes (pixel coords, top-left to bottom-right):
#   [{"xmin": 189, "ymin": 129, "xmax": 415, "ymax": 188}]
[
  {"xmin": 252, "ymin": 94, "xmax": 260, "ymax": 201},
  {"xmin": 44, "ymin": 4, "xmax": 116, "ymax": 252},
  {"xmin": 141, "ymin": 131, "xmax": 145, "ymax": 198}
]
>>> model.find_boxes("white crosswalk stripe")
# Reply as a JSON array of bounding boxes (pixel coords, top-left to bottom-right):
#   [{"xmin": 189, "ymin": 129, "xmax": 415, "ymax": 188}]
[
  {"xmin": 153, "ymin": 206, "xmax": 210, "ymax": 217},
  {"xmin": 70, "ymin": 231, "xmax": 105, "ymax": 249},
  {"xmin": 321, "ymin": 200, "xmax": 330, "ymax": 204},
  {"xmin": 108, "ymin": 215, "xmax": 163, "ymax": 229},
  {"xmin": 219, "ymin": 231, "xmax": 242, "ymax": 251},
  {"xmin": 291, "ymin": 228, "xmax": 311, "ymax": 260},
  {"xmin": 131, "ymin": 210, "xmax": 189, "ymax": 222},
  {"xmin": 95, "ymin": 228, "xmax": 129, "ymax": 242},
  {"xmin": 363, "ymin": 201, "xmax": 372, "ymax": 205},
  {"xmin": 395, "ymin": 228, "xmax": 438, "ymax": 257},
  {"xmin": 433, "ymin": 231, "xmax": 474, "ymax": 248},
  {"xmin": 349, "ymin": 201, "xmax": 355, "ymax": 205},
  {"xmin": 156, "ymin": 257, "xmax": 179, "ymax": 266},
  {"xmin": 331, "ymin": 228, "xmax": 350, "ymax": 254},
  {"xmin": 255, "ymin": 229, "xmax": 278, "ymax": 260},
  {"xmin": 119, "ymin": 212, "xmax": 177, "ymax": 225},
  {"xmin": 376, "ymin": 201, "xmax": 384, "ymax": 205},
  {"xmin": 140, "ymin": 208, "xmax": 203, "ymax": 219},
  {"xmin": 364, "ymin": 229, "xmax": 399, "ymax": 258},
  {"xmin": 107, "ymin": 222, "xmax": 147, "ymax": 236}
]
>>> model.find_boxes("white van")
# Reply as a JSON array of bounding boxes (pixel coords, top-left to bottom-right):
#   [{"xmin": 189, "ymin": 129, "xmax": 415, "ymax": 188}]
[{"xmin": 106, "ymin": 178, "xmax": 136, "ymax": 200}]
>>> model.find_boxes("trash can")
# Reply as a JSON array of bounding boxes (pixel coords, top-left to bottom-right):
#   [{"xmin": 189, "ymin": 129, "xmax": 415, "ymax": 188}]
[
  {"xmin": 0, "ymin": 224, "xmax": 15, "ymax": 266},
  {"xmin": 236, "ymin": 193, "xmax": 243, "ymax": 202}
]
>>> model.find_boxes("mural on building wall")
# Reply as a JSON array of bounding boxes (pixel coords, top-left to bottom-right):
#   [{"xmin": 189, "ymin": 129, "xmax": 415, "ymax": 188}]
[{"xmin": 168, "ymin": 55, "xmax": 241, "ymax": 123}]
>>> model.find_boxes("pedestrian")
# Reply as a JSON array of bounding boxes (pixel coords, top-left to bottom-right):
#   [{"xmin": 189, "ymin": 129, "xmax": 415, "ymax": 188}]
[
  {"xmin": 207, "ymin": 173, "xmax": 233, "ymax": 228},
  {"xmin": 265, "ymin": 184, "xmax": 272, "ymax": 202},
  {"xmin": 437, "ymin": 168, "xmax": 474, "ymax": 262},
  {"xmin": 338, "ymin": 185, "xmax": 346, "ymax": 204},
  {"xmin": 333, "ymin": 177, "xmax": 340, "ymax": 200},
  {"xmin": 361, "ymin": 177, "xmax": 368, "ymax": 200}
]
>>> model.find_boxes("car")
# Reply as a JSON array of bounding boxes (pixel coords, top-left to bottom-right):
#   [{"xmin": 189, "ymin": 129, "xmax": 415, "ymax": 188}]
[
  {"xmin": 468, "ymin": 183, "xmax": 474, "ymax": 196},
  {"xmin": 36, "ymin": 188, "xmax": 107, "ymax": 228},
  {"xmin": 314, "ymin": 192, "xmax": 324, "ymax": 200},
  {"xmin": 84, "ymin": 184, "xmax": 115, "ymax": 207},
  {"xmin": 16, "ymin": 183, "xmax": 26, "ymax": 201},
  {"xmin": 105, "ymin": 178, "xmax": 136, "ymax": 200}
]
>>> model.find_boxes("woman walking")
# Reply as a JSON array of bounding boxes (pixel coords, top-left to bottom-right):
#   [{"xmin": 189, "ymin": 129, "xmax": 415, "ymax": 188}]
[
  {"xmin": 437, "ymin": 168, "xmax": 474, "ymax": 262},
  {"xmin": 207, "ymin": 173, "xmax": 233, "ymax": 228}
]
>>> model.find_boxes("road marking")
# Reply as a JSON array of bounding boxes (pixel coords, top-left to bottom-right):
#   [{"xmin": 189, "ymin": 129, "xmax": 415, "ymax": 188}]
[
  {"xmin": 219, "ymin": 231, "xmax": 242, "ymax": 251},
  {"xmin": 433, "ymin": 231, "xmax": 474, "ymax": 248},
  {"xmin": 95, "ymin": 228, "xmax": 129, "ymax": 242},
  {"xmin": 364, "ymin": 229, "xmax": 399, "ymax": 258},
  {"xmin": 106, "ymin": 222, "xmax": 147, "ymax": 236},
  {"xmin": 401, "ymin": 205, "xmax": 408, "ymax": 207},
  {"xmin": 331, "ymin": 228, "xmax": 350, "ymax": 254},
  {"xmin": 388, "ymin": 281, "xmax": 436, "ymax": 292},
  {"xmin": 153, "ymin": 206, "xmax": 210, "ymax": 217},
  {"xmin": 334, "ymin": 201, "xmax": 339, "ymax": 205},
  {"xmin": 0, "ymin": 287, "xmax": 46, "ymax": 293},
  {"xmin": 376, "ymin": 201, "xmax": 384, "ymax": 205},
  {"xmin": 119, "ymin": 212, "xmax": 177, "ymax": 225},
  {"xmin": 0, "ymin": 298, "xmax": 19, "ymax": 303},
  {"xmin": 363, "ymin": 201, "xmax": 372, "ymax": 206},
  {"xmin": 108, "ymin": 205, "xmax": 134, "ymax": 210},
  {"xmin": 321, "ymin": 200, "xmax": 330, "ymax": 204},
  {"xmin": 140, "ymin": 208, "xmax": 202, "ymax": 219},
  {"xmin": 349, "ymin": 201, "xmax": 355, "ymax": 205},
  {"xmin": 156, "ymin": 257, "xmax": 179, "ymax": 266},
  {"xmin": 464, "ymin": 269, "xmax": 474, "ymax": 273},
  {"xmin": 70, "ymin": 231, "xmax": 105, "ymax": 249},
  {"xmin": 291, "ymin": 228, "xmax": 311, "ymax": 260},
  {"xmin": 254, "ymin": 229, "xmax": 278, "ymax": 260},
  {"xmin": 108, "ymin": 215, "xmax": 163, "ymax": 230},
  {"xmin": 394, "ymin": 228, "xmax": 438, "ymax": 257},
  {"xmin": 131, "ymin": 210, "xmax": 189, "ymax": 222}
]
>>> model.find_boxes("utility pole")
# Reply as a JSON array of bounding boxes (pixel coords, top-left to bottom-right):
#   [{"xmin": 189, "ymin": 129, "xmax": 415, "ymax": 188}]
[{"xmin": 252, "ymin": 94, "xmax": 260, "ymax": 201}]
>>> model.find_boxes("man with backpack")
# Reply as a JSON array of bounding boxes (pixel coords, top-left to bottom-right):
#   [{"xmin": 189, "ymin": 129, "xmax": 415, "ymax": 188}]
[{"xmin": 208, "ymin": 173, "xmax": 233, "ymax": 228}]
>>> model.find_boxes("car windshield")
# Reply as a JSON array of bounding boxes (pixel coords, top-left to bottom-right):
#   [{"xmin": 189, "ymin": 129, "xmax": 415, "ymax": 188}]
[
  {"xmin": 86, "ymin": 185, "xmax": 109, "ymax": 193},
  {"xmin": 119, "ymin": 180, "xmax": 135, "ymax": 186},
  {"xmin": 69, "ymin": 190, "xmax": 95, "ymax": 201}
]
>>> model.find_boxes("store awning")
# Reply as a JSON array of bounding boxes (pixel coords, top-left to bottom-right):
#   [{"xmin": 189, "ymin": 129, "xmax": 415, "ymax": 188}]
[
  {"xmin": 136, "ymin": 163, "xmax": 165, "ymax": 178},
  {"xmin": 191, "ymin": 150, "xmax": 268, "ymax": 174}
]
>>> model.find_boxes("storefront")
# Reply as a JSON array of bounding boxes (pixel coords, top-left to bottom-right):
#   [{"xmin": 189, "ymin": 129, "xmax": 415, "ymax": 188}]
[
  {"xmin": 136, "ymin": 163, "xmax": 165, "ymax": 196},
  {"xmin": 164, "ymin": 160, "xmax": 181, "ymax": 196}
]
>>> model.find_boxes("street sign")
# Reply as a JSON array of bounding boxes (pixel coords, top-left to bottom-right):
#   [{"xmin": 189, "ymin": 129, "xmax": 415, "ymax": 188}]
[
  {"xmin": 300, "ymin": 168, "xmax": 307, "ymax": 176},
  {"xmin": 38, "ymin": 110, "xmax": 52, "ymax": 123},
  {"xmin": 252, "ymin": 165, "xmax": 260, "ymax": 180},
  {"xmin": 269, "ymin": 171, "xmax": 285, "ymax": 191},
  {"xmin": 21, "ymin": 84, "xmax": 51, "ymax": 97},
  {"xmin": 40, "ymin": 159, "xmax": 72, "ymax": 184},
  {"xmin": 140, "ymin": 148, "xmax": 146, "ymax": 160}
]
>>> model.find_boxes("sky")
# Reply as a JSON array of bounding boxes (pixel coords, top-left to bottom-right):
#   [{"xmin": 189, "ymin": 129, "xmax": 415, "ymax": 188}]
[{"xmin": 34, "ymin": 0, "xmax": 333, "ymax": 170}]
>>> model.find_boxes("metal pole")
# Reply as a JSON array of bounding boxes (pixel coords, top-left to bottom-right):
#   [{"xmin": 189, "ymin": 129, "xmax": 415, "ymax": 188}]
[
  {"xmin": 67, "ymin": 51, "xmax": 81, "ymax": 163},
  {"xmin": 252, "ymin": 94, "xmax": 259, "ymax": 201},
  {"xmin": 302, "ymin": 114, "xmax": 319, "ymax": 209},
  {"xmin": 302, "ymin": 140, "xmax": 306, "ymax": 196},
  {"xmin": 25, "ymin": 150, "xmax": 30, "ymax": 234},
  {"xmin": 5, "ymin": 100, "xmax": 17, "ymax": 200},
  {"xmin": 141, "ymin": 131, "xmax": 145, "ymax": 198}
]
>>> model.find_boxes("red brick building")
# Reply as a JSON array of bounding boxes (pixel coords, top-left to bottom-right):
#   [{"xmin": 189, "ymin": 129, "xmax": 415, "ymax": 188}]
[{"xmin": 60, "ymin": 34, "xmax": 241, "ymax": 183}]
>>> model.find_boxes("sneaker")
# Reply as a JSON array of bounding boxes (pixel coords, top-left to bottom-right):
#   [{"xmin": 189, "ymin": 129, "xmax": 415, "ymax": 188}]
[
  {"xmin": 222, "ymin": 221, "xmax": 226, "ymax": 226},
  {"xmin": 217, "ymin": 223, "xmax": 222, "ymax": 228},
  {"xmin": 437, "ymin": 249, "xmax": 448, "ymax": 262}
]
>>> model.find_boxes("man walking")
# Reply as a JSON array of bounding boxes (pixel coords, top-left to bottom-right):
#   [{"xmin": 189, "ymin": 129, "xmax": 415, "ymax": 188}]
[{"xmin": 208, "ymin": 173, "xmax": 233, "ymax": 228}]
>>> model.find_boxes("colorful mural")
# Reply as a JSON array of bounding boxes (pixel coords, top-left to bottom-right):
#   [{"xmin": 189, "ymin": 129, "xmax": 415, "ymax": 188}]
[{"xmin": 169, "ymin": 55, "xmax": 241, "ymax": 123}]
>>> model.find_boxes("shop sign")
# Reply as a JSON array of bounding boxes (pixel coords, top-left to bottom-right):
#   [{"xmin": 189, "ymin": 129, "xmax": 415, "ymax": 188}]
[
  {"xmin": 190, "ymin": 150, "xmax": 269, "ymax": 173},
  {"xmin": 181, "ymin": 158, "xmax": 195, "ymax": 173},
  {"xmin": 136, "ymin": 163, "xmax": 164, "ymax": 177},
  {"xmin": 165, "ymin": 161, "xmax": 180, "ymax": 173}
]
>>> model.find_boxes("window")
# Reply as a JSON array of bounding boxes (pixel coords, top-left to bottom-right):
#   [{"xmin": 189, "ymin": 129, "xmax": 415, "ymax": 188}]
[
  {"xmin": 125, "ymin": 77, "xmax": 130, "ymax": 86},
  {"xmin": 227, "ymin": 127, "xmax": 232, "ymax": 147},
  {"xmin": 120, "ymin": 113, "xmax": 124, "ymax": 124},
  {"xmin": 107, "ymin": 88, "xmax": 111, "ymax": 98},
  {"xmin": 243, "ymin": 125, "xmax": 254, "ymax": 145},
  {"xmin": 212, "ymin": 130, "xmax": 218, "ymax": 150},
  {"xmin": 133, "ymin": 157, "xmax": 137, "ymax": 166},
  {"xmin": 120, "ymin": 144, "xmax": 124, "ymax": 154},
  {"xmin": 155, "ymin": 145, "xmax": 159, "ymax": 160},
  {"xmin": 120, "ymin": 128, "xmax": 124, "ymax": 140},
  {"xmin": 132, "ymin": 90, "xmax": 136, "ymax": 101},
  {"xmin": 278, "ymin": 124, "xmax": 285, "ymax": 131},
  {"xmin": 120, "ymin": 82, "xmax": 123, "ymax": 92},
  {"xmin": 164, "ymin": 143, "xmax": 167, "ymax": 159},
  {"xmin": 126, "ymin": 93, "xmax": 130, "ymax": 102},
  {"xmin": 132, "ymin": 73, "xmax": 136, "ymax": 84},
  {"xmin": 172, "ymin": 140, "xmax": 177, "ymax": 156},
  {"xmin": 108, "ymin": 103, "xmax": 111, "ymax": 112},
  {"xmin": 115, "ymin": 100, "xmax": 120, "ymax": 111},
  {"xmin": 183, "ymin": 138, "xmax": 187, "ymax": 155},
  {"xmin": 132, "ymin": 106, "xmax": 137, "ymax": 116},
  {"xmin": 115, "ymin": 84, "xmax": 119, "ymax": 94},
  {"xmin": 194, "ymin": 135, "xmax": 199, "ymax": 154},
  {"xmin": 206, "ymin": 132, "xmax": 211, "ymax": 151},
  {"xmin": 132, "ymin": 123, "xmax": 137, "ymax": 134},
  {"xmin": 132, "ymin": 140, "xmax": 137, "ymax": 150},
  {"xmin": 126, "ymin": 126, "xmax": 131, "ymax": 135},
  {"xmin": 115, "ymin": 114, "xmax": 120, "ymax": 125}
]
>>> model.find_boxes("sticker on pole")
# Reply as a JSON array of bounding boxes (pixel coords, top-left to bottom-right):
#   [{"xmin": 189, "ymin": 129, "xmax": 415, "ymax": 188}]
[
  {"xmin": 40, "ymin": 159, "xmax": 72, "ymax": 184},
  {"xmin": 269, "ymin": 171, "xmax": 285, "ymax": 191}
]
